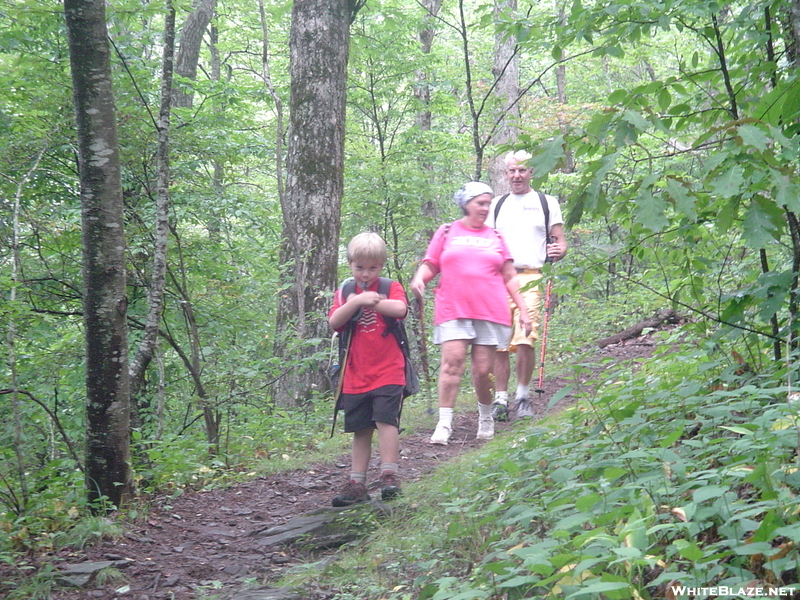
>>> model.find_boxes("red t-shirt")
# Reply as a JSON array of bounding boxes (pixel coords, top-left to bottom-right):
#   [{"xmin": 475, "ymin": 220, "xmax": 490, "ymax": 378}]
[{"xmin": 328, "ymin": 280, "xmax": 407, "ymax": 394}]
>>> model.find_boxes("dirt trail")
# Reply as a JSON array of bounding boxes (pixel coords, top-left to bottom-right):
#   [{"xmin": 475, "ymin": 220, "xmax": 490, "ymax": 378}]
[{"xmin": 16, "ymin": 342, "xmax": 654, "ymax": 600}]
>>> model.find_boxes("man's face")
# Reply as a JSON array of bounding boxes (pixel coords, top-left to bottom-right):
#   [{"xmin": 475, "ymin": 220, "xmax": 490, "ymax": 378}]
[{"xmin": 505, "ymin": 159, "xmax": 533, "ymax": 195}]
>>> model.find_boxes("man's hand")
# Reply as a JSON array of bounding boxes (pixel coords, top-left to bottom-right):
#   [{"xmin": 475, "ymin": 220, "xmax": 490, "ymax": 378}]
[{"xmin": 546, "ymin": 240, "xmax": 566, "ymax": 262}]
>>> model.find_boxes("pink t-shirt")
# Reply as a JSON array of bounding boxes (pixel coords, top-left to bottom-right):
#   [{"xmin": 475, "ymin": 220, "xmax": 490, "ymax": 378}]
[
  {"xmin": 422, "ymin": 220, "xmax": 513, "ymax": 326},
  {"xmin": 328, "ymin": 280, "xmax": 407, "ymax": 394}
]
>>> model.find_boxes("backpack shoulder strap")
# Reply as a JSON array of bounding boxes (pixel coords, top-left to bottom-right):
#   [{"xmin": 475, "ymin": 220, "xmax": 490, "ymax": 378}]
[
  {"xmin": 377, "ymin": 277, "xmax": 392, "ymax": 297},
  {"xmin": 339, "ymin": 277, "xmax": 356, "ymax": 300},
  {"xmin": 493, "ymin": 193, "xmax": 510, "ymax": 224},
  {"xmin": 537, "ymin": 191, "xmax": 550, "ymax": 236}
]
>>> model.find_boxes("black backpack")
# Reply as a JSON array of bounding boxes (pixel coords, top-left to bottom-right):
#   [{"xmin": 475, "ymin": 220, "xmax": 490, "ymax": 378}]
[{"xmin": 333, "ymin": 277, "xmax": 419, "ymax": 400}]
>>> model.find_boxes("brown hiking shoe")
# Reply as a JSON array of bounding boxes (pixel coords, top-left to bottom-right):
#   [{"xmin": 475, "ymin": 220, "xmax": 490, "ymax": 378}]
[
  {"xmin": 379, "ymin": 471, "xmax": 402, "ymax": 501},
  {"xmin": 331, "ymin": 480, "xmax": 369, "ymax": 507}
]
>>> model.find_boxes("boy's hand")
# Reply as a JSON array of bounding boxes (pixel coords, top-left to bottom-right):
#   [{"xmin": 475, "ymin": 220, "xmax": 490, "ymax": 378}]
[{"xmin": 349, "ymin": 290, "xmax": 381, "ymax": 307}]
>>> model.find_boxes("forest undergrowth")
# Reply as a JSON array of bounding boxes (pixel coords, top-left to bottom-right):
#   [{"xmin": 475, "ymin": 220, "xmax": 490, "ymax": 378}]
[{"xmin": 276, "ymin": 331, "xmax": 800, "ymax": 600}]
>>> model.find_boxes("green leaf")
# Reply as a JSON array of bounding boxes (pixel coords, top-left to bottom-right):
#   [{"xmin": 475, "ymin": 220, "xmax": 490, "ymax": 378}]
[
  {"xmin": 674, "ymin": 539, "xmax": 704, "ymax": 561},
  {"xmin": 737, "ymin": 124, "xmax": 769, "ymax": 151},
  {"xmin": 742, "ymin": 202, "xmax": 779, "ymax": 248},
  {"xmin": 693, "ymin": 485, "xmax": 728, "ymax": 503},
  {"xmin": 770, "ymin": 169, "xmax": 800, "ymax": 212},
  {"xmin": 665, "ymin": 179, "xmax": 697, "ymax": 221},
  {"xmin": 633, "ymin": 191, "xmax": 669, "ymax": 232},
  {"xmin": 565, "ymin": 581, "xmax": 630, "ymax": 598},
  {"xmin": 709, "ymin": 166, "xmax": 745, "ymax": 198},
  {"xmin": 720, "ymin": 425, "xmax": 754, "ymax": 436}
]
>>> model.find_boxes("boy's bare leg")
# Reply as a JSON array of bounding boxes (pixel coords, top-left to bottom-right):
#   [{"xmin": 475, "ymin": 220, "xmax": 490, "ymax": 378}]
[
  {"xmin": 375, "ymin": 422, "xmax": 399, "ymax": 465},
  {"xmin": 351, "ymin": 427, "xmax": 374, "ymax": 474}
]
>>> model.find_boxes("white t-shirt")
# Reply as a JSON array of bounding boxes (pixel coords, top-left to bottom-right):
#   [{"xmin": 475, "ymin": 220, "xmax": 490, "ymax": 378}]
[{"xmin": 487, "ymin": 190, "xmax": 564, "ymax": 269}]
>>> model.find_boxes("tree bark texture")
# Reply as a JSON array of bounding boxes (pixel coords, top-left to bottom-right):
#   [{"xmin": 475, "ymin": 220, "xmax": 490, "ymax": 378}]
[
  {"xmin": 415, "ymin": 0, "xmax": 443, "ymax": 235},
  {"xmin": 64, "ymin": 0, "xmax": 132, "ymax": 509},
  {"xmin": 789, "ymin": 0, "xmax": 800, "ymax": 66},
  {"xmin": 273, "ymin": 0, "xmax": 353, "ymax": 406},
  {"xmin": 487, "ymin": 0, "xmax": 519, "ymax": 193},
  {"xmin": 173, "ymin": 0, "xmax": 217, "ymax": 108}
]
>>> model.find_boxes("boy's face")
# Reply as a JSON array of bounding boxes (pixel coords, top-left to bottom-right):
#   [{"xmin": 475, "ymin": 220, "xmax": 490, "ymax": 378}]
[{"xmin": 349, "ymin": 259, "xmax": 383, "ymax": 288}]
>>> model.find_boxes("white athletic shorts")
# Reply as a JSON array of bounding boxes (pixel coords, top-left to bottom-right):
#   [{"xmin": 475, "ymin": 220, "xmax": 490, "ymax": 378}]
[{"xmin": 433, "ymin": 318, "xmax": 511, "ymax": 347}]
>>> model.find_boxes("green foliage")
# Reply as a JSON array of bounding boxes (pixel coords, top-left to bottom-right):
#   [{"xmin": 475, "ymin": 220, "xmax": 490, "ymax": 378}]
[{"xmin": 282, "ymin": 338, "xmax": 800, "ymax": 599}]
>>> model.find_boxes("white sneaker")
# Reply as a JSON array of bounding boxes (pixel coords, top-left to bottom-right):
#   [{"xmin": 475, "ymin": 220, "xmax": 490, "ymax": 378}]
[
  {"xmin": 430, "ymin": 422, "xmax": 451, "ymax": 445},
  {"xmin": 477, "ymin": 416, "xmax": 495, "ymax": 440}
]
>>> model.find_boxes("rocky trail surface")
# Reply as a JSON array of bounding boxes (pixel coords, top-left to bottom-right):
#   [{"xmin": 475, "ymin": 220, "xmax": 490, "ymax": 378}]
[{"xmin": 8, "ymin": 342, "xmax": 655, "ymax": 600}]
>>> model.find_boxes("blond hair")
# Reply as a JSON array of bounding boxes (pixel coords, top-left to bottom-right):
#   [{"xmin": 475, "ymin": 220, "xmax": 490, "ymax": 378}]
[{"xmin": 347, "ymin": 232, "xmax": 387, "ymax": 264}]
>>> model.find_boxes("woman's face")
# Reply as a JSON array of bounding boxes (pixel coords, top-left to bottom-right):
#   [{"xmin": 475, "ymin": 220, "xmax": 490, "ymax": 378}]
[{"xmin": 464, "ymin": 193, "xmax": 492, "ymax": 223}]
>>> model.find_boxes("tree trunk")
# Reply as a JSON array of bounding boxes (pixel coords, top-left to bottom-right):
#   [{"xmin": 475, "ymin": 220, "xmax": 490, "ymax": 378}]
[
  {"xmin": 173, "ymin": 0, "xmax": 217, "ymax": 108},
  {"xmin": 555, "ymin": 3, "xmax": 575, "ymax": 174},
  {"xmin": 788, "ymin": 0, "xmax": 800, "ymax": 65},
  {"xmin": 415, "ymin": 0, "xmax": 442, "ymax": 235},
  {"xmin": 129, "ymin": 2, "xmax": 175, "ymax": 404},
  {"xmin": 487, "ymin": 0, "xmax": 519, "ymax": 193},
  {"xmin": 64, "ymin": 0, "xmax": 132, "ymax": 509},
  {"xmin": 273, "ymin": 0, "xmax": 356, "ymax": 406}
]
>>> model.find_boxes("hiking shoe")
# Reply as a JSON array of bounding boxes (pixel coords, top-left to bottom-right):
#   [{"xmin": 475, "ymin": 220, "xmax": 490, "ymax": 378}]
[
  {"xmin": 331, "ymin": 480, "xmax": 369, "ymax": 507},
  {"xmin": 379, "ymin": 471, "xmax": 402, "ymax": 501},
  {"xmin": 491, "ymin": 401, "xmax": 509, "ymax": 422},
  {"xmin": 510, "ymin": 397, "xmax": 535, "ymax": 421},
  {"xmin": 477, "ymin": 416, "xmax": 495, "ymax": 440},
  {"xmin": 430, "ymin": 422, "xmax": 451, "ymax": 445}
]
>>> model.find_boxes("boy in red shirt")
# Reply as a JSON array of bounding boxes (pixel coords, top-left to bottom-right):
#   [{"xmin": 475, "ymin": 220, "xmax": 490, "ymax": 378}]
[{"xmin": 328, "ymin": 233, "xmax": 408, "ymax": 506}]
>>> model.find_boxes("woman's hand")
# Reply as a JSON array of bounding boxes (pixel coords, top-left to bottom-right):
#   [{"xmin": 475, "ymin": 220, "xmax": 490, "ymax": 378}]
[
  {"xmin": 410, "ymin": 277, "xmax": 426, "ymax": 300},
  {"xmin": 519, "ymin": 310, "xmax": 532, "ymax": 337}
]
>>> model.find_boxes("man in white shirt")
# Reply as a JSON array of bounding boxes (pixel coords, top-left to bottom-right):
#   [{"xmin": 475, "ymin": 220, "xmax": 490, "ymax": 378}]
[{"xmin": 486, "ymin": 150, "xmax": 568, "ymax": 420}]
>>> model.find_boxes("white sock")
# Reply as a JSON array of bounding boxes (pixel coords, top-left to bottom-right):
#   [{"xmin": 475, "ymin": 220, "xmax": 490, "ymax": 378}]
[
  {"xmin": 438, "ymin": 407, "xmax": 454, "ymax": 427},
  {"xmin": 478, "ymin": 403, "xmax": 492, "ymax": 418},
  {"xmin": 381, "ymin": 463, "xmax": 398, "ymax": 474},
  {"xmin": 494, "ymin": 391, "xmax": 508, "ymax": 404},
  {"xmin": 350, "ymin": 471, "xmax": 367, "ymax": 484},
  {"xmin": 516, "ymin": 383, "xmax": 529, "ymax": 399}
]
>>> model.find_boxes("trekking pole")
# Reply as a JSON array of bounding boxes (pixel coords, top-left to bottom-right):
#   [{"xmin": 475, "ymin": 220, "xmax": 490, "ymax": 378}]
[
  {"xmin": 534, "ymin": 246, "xmax": 555, "ymax": 400},
  {"xmin": 415, "ymin": 296, "xmax": 435, "ymax": 414},
  {"xmin": 534, "ymin": 275, "xmax": 553, "ymax": 398},
  {"xmin": 330, "ymin": 330, "xmax": 352, "ymax": 437},
  {"xmin": 330, "ymin": 282, "xmax": 366, "ymax": 436}
]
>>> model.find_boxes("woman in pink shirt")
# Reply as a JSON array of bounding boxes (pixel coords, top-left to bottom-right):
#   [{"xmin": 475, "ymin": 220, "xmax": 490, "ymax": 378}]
[{"xmin": 411, "ymin": 182, "xmax": 531, "ymax": 445}]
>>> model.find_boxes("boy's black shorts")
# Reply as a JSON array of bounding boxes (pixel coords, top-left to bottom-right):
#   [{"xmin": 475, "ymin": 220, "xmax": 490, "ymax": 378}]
[{"xmin": 340, "ymin": 384, "xmax": 403, "ymax": 432}]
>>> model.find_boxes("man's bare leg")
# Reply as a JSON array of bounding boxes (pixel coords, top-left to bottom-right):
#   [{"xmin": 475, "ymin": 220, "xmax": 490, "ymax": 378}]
[{"xmin": 512, "ymin": 344, "xmax": 537, "ymax": 419}]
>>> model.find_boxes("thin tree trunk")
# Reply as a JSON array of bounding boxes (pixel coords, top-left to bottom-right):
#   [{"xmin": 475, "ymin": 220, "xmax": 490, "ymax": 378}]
[
  {"xmin": 555, "ymin": 3, "xmax": 575, "ymax": 174},
  {"xmin": 64, "ymin": 0, "xmax": 132, "ymax": 509},
  {"xmin": 129, "ymin": 1, "xmax": 175, "ymax": 402},
  {"xmin": 259, "ymin": 0, "xmax": 285, "ymax": 205},
  {"xmin": 7, "ymin": 145, "xmax": 47, "ymax": 509},
  {"xmin": 416, "ymin": 0, "xmax": 442, "ymax": 234}
]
